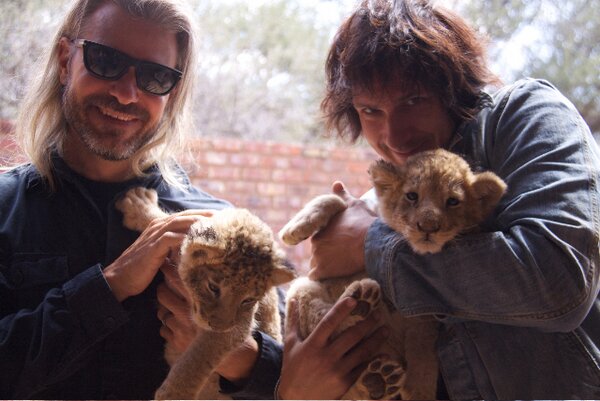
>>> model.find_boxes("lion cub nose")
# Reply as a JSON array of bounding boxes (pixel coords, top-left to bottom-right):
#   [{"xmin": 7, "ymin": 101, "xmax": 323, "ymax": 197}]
[{"xmin": 417, "ymin": 220, "xmax": 440, "ymax": 233}]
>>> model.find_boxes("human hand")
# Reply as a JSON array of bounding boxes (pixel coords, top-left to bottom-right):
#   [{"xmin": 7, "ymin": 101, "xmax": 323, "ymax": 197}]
[
  {"xmin": 277, "ymin": 297, "xmax": 388, "ymax": 400},
  {"xmin": 103, "ymin": 214, "xmax": 199, "ymax": 302},
  {"xmin": 104, "ymin": 210, "xmax": 214, "ymax": 302},
  {"xmin": 309, "ymin": 181, "xmax": 377, "ymax": 280},
  {"xmin": 157, "ymin": 261, "xmax": 196, "ymax": 355}
]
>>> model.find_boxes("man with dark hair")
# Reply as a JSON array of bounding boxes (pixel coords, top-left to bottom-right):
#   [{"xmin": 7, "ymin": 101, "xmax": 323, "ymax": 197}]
[{"xmin": 282, "ymin": 0, "xmax": 600, "ymax": 399}]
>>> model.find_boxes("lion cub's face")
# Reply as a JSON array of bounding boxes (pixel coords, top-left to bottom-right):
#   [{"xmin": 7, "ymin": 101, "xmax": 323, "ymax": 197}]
[
  {"xmin": 369, "ymin": 149, "xmax": 506, "ymax": 254},
  {"xmin": 178, "ymin": 209, "xmax": 295, "ymax": 332}
]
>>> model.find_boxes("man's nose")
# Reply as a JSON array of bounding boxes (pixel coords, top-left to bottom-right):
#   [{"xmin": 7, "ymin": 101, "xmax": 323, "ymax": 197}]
[
  {"xmin": 108, "ymin": 67, "xmax": 139, "ymax": 104},
  {"xmin": 382, "ymin": 112, "xmax": 408, "ymax": 147}
]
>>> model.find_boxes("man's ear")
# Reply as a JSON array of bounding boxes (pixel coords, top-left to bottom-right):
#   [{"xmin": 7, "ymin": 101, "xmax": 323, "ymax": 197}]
[{"xmin": 57, "ymin": 37, "xmax": 72, "ymax": 85}]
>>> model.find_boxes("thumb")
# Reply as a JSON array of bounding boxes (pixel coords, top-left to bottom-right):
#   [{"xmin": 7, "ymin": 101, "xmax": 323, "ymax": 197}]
[
  {"xmin": 331, "ymin": 181, "xmax": 356, "ymax": 202},
  {"xmin": 307, "ymin": 267, "xmax": 320, "ymax": 281}
]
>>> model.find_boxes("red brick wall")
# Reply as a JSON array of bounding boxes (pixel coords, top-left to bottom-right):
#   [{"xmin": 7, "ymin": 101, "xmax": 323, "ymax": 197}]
[
  {"xmin": 0, "ymin": 130, "xmax": 377, "ymax": 273},
  {"xmin": 182, "ymin": 138, "xmax": 377, "ymax": 272},
  {"xmin": 0, "ymin": 122, "xmax": 23, "ymax": 166}
]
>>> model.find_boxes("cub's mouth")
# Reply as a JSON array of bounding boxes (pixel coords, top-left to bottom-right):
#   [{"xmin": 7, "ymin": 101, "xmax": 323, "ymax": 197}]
[
  {"xmin": 413, "ymin": 235, "xmax": 445, "ymax": 254},
  {"xmin": 194, "ymin": 312, "xmax": 237, "ymax": 332},
  {"xmin": 206, "ymin": 320, "xmax": 237, "ymax": 332}
]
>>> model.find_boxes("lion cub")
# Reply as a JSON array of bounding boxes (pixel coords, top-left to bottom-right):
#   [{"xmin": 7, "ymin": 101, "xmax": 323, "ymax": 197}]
[
  {"xmin": 116, "ymin": 188, "xmax": 296, "ymax": 400},
  {"xmin": 279, "ymin": 148, "xmax": 506, "ymax": 399}
]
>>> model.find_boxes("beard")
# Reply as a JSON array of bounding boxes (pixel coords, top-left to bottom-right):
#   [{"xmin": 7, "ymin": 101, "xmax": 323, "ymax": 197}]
[{"xmin": 62, "ymin": 84, "xmax": 158, "ymax": 161}]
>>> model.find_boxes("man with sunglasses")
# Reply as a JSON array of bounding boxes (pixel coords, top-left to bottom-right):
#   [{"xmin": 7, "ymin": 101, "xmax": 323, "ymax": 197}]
[{"xmin": 0, "ymin": 0, "xmax": 284, "ymax": 398}]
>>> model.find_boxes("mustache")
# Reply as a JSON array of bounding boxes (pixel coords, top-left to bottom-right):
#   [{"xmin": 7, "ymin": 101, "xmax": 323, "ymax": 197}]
[{"xmin": 84, "ymin": 94, "xmax": 150, "ymax": 121}]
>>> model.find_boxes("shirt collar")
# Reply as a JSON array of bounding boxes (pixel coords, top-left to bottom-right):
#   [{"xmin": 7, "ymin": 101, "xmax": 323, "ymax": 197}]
[{"xmin": 24, "ymin": 152, "xmax": 163, "ymax": 190}]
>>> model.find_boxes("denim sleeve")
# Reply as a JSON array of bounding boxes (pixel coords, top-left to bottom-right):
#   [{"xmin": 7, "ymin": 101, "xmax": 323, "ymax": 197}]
[
  {"xmin": 0, "ymin": 264, "xmax": 129, "ymax": 397},
  {"xmin": 366, "ymin": 79, "xmax": 600, "ymax": 332},
  {"xmin": 219, "ymin": 331, "xmax": 282, "ymax": 400}
]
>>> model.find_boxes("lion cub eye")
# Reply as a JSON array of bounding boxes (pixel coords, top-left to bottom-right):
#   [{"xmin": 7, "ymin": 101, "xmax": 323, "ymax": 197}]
[
  {"xmin": 241, "ymin": 298, "xmax": 257, "ymax": 306},
  {"xmin": 207, "ymin": 282, "xmax": 220, "ymax": 297},
  {"xmin": 406, "ymin": 192, "xmax": 418, "ymax": 202},
  {"xmin": 446, "ymin": 197, "xmax": 460, "ymax": 207}
]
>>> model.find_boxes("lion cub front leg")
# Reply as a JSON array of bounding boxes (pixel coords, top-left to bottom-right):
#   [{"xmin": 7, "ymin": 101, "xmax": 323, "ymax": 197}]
[
  {"xmin": 115, "ymin": 187, "xmax": 168, "ymax": 232},
  {"xmin": 278, "ymin": 194, "xmax": 346, "ymax": 245},
  {"xmin": 338, "ymin": 280, "xmax": 406, "ymax": 400},
  {"xmin": 287, "ymin": 277, "xmax": 381, "ymax": 339},
  {"xmin": 154, "ymin": 328, "xmax": 246, "ymax": 400}
]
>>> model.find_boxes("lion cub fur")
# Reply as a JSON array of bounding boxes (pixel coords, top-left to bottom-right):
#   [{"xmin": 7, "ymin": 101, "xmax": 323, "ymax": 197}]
[
  {"xmin": 115, "ymin": 188, "xmax": 295, "ymax": 400},
  {"xmin": 279, "ymin": 149, "xmax": 506, "ymax": 400}
]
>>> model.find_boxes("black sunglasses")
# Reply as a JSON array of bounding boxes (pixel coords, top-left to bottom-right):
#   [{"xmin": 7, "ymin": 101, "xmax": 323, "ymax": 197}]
[{"xmin": 72, "ymin": 39, "xmax": 182, "ymax": 96}]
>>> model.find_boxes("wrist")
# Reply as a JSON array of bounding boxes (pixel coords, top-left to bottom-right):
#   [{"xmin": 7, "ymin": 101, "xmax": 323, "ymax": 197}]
[
  {"xmin": 274, "ymin": 377, "xmax": 285, "ymax": 400},
  {"xmin": 358, "ymin": 216, "xmax": 376, "ymax": 267},
  {"xmin": 276, "ymin": 377, "xmax": 305, "ymax": 401},
  {"xmin": 103, "ymin": 268, "xmax": 128, "ymax": 302},
  {"xmin": 275, "ymin": 378, "xmax": 294, "ymax": 400}
]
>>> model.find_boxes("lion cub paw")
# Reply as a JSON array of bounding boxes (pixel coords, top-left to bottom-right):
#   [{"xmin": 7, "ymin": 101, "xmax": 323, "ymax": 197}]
[
  {"xmin": 279, "ymin": 194, "xmax": 347, "ymax": 245},
  {"xmin": 334, "ymin": 279, "xmax": 382, "ymax": 334},
  {"xmin": 359, "ymin": 356, "xmax": 406, "ymax": 400},
  {"xmin": 336, "ymin": 278, "xmax": 381, "ymax": 334},
  {"xmin": 115, "ymin": 187, "xmax": 161, "ymax": 232},
  {"xmin": 344, "ymin": 278, "xmax": 381, "ymax": 318},
  {"xmin": 279, "ymin": 221, "xmax": 317, "ymax": 246}
]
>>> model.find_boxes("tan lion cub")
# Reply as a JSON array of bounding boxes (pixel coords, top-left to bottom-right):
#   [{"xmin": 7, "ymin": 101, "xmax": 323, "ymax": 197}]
[
  {"xmin": 279, "ymin": 148, "xmax": 506, "ymax": 399},
  {"xmin": 115, "ymin": 188, "xmax": 296, "ymax": 400}
]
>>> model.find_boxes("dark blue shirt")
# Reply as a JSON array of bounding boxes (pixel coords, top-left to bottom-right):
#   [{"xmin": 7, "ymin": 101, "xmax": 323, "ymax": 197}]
[{"xmin": 0, "ymin": 155, "xmax": 282, "ymax": 399}]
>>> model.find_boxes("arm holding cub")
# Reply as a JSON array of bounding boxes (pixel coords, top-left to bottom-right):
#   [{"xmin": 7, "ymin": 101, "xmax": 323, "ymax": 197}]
[
  {"xmin": 278, "ymin": 149, "xmax": 506, "ymax": 399},
  {"xmin": 309, "ymin": 149, "xmax": 506, "ymax": 279},
  {"xmin": 116, "ymin": 188, "xmax": 295, "ymax": 399}
]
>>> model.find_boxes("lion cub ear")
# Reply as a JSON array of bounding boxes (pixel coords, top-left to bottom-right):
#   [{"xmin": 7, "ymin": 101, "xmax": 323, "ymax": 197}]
[
  {"xmin": 181, "ymin": 219, "xmax": 227, "ymax": 265},
  {"xmin": 369, "ymin": 159, "xmax": 402, "ymax": 197},
  {"xmin": 270, "ymin": 263, "xmax": 297, "ymax": 286},
  {"xmin": 471, "ymin": 172, "xmax": 507, "ymax": 218}
]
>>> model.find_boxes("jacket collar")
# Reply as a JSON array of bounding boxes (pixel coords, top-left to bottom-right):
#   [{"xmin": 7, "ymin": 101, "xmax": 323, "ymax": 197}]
[{"xmin": 24, "ymin": 152, "xmax": 163, "ymax": 191}]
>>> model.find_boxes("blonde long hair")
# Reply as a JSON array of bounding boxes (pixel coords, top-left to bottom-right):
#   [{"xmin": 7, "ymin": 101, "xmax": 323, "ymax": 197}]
[{"xmin": 16, "ymin": 0, "xmax": 197, "ymax": 189}]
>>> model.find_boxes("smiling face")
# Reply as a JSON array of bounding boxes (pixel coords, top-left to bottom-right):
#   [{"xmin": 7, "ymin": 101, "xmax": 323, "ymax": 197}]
[
  {"xmin": 58, "ymin": 1, "xmax": 178, "ymax": 163},
  {"xmin": 352, "ymin": 79, "xmax": 456, "ymax": 166}
]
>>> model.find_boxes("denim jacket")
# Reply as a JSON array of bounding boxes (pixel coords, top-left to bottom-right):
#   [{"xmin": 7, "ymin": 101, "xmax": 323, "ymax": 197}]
[
  {"xmin": 365, "ymin": 79, "xmax": 600, "ymax": 399},
  {"xmin": 0, "ymin": 156, "xmax": 282, "ymax": 399}
]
